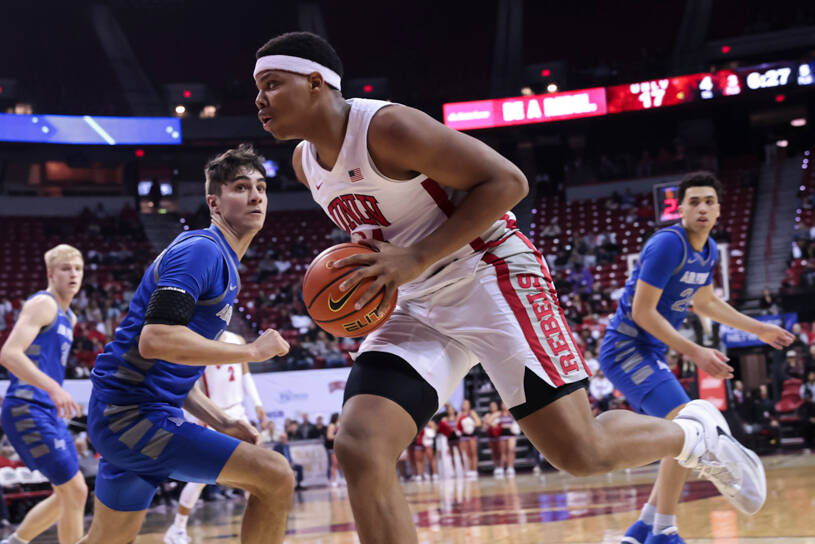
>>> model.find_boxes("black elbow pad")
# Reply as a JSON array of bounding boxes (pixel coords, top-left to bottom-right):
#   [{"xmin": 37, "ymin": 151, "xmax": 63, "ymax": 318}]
[{"xmin": 144, "ymin": 287, "xmax": 196, "ymax": 326}]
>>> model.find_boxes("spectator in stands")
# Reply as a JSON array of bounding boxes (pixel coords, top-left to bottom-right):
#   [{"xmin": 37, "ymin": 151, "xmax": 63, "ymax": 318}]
[
  {"xmin": 272, "ymin": 433, "xmax": 303, "ymax": 490},
  {"xmin": 801, "ymin": 372, "xmax": 815, "ymax": 447},
  {"xmin": 732, "ymin": 380, "xmax": 745, "ymax": 405},
  {"xmin": 75, "ymin": 435, "xmax": 99, "ymax": 479},
  {"xmin": 328, "ymin": 227, "xmax": 347, "ymax": 245},
  {"xmin": 540, "ymin": 218, "xmax": 561, "ymax": 238},
  {"xmin": 801, "ymin": 371, "xmax": 815, "ymax": 401},
  {"xmin": 303, "ymin": 331, "xmax": 345, "ymax": 368},
  {"xmin": 260, "ymin": 420, "xmax": 276, "ymax": 444},
  {"xmin": 804, "ymin": 343, "xmax": 815, "ymax": 374},
  {"xmin": 289, "ymin": 302, "xmax": 313, "ymax": 334},
  {"xmin": 583, "ymin": 349, "xmax": 599, "ymax": 374},
  {"xmin": 295, "ymin": 413, "xmax": 319, "ymax": 440},
  {"xmin": 791, "ymin": 323, "xmax": 809, "ymax": 347},
  {"xmin": 589, "ymin": 369, "xmax": 614, "ymax": 411},
  {"xmin": 314, "ymin": 415, "xmax": 326, "ymax": 442},
  {"xmin": 285, "ymin": 418, "xmax": 299, "ymax": 440},
  {"xmin": 784, "ymin": 349, "xmax": 806, "ymax": 380},
  {"xmin": 759, "ymin": 288, "xmax": 780, "ymax": 315}
]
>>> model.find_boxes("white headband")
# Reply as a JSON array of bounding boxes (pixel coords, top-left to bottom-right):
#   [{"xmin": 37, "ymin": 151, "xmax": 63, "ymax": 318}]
[{"xmin": 253, "ymin": 55, "xmax": 341, "ymax": 91}]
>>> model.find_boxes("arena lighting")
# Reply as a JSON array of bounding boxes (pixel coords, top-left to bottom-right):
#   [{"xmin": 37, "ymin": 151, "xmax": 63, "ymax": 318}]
[
  {"xmin": 721, "ymin": 45, "xmax": 731, "ymax": 54},
  {"xmin": 363, "ymin": 84, "xmax": 373, "ymax": 93},
  {"xmin": 776, "ymin": 139, "xmax": 789, "ymax": 148},
  {"xmin": 0, "ymin": 113, "xmax": 181, "ymax": 144},
  {"xmin": 520, "ymin": 86, "xmax": 533, "ymax": 96},
  {"xmin": 546, "ymin": 83, "xmax": 558, "ymax": 93},
  {"xmin": 134, "ymin": 149, "xmax": 145, "ymax": 157},
  {"xmin": 791, "ymin": 118, "xmax": 807, "ymax": 127},
  {"xmin": 200, "ymin": 105, "xmax": 217, "ymax": 118},
  {"xmin": 183, "ymin": 89, "xmax": 191, "ymax": 98},
  {"xmin": 174, "ymin": 105, "xmax": 186, "ymax": 115},
  {"xmin": 775, "ymin": 94, "xmax": 786, "ymax": 102},
  {"xmin": 541, "ymin": 69, "xmax": 551, "ymax": 77}
]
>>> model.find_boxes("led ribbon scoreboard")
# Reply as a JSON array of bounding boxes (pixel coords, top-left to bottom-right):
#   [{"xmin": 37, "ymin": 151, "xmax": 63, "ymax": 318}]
[{"xmin": 444, "ymin": 59, "xmax": 815, "ymax": 130}]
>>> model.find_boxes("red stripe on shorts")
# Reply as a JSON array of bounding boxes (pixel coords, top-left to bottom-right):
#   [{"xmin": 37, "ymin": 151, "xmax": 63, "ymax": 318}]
[
  {"xmin": 512, "ymin": 232, "xmax": 591, "ymax": 376},
  {"xmin": 481, "ymin": 251, "xmax": 565, "ymax": 386},
  {"xmin": 201, "ymin": 371, "xmax": 210, "ymax": 397}
]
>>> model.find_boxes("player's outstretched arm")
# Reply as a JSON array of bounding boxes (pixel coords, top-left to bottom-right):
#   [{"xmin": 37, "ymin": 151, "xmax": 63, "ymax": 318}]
[
  {"xmin": 692, "ymin": 285, "xmax": 795, "ymax": 350},
  {"xmin": 140, "ymin": 325, "xmax": 289, "ymax": 366},
  {"xmin": 330, "ymin": 105, "xmax": 528, "ymax": 311},
  {"xmin": 633, "ymin": 280, "xmax": 734, "ymax": 379},
  {"xmin": 184, "ymin": 385, "xmax": 259, "ymax": 444},
  {"xmin": 0, "ymin": 295, "xmax": 81, "ymax": 418}
]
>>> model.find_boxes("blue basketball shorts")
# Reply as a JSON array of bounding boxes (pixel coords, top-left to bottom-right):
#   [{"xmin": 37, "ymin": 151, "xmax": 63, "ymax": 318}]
[
  {"xmin": 598, "ymin": 331, "xmax": 691, "ymax": 418},
  {"xmin": 1, "ymin": 398, "xmax": 79, "ymax": 486},
  {"xmin": 88, "ymin": 392, "xmax": 240, "ymax": 511}
]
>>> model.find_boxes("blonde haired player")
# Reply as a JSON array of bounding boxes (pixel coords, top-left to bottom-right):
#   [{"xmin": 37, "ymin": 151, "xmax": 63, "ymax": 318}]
[
  {"xmin": 0, "ymin": 244, "xmax": 87, "ymax": 544},
  {"xmin": 164, "ymin": 331, "xmax": 266, "ymax": 544}
]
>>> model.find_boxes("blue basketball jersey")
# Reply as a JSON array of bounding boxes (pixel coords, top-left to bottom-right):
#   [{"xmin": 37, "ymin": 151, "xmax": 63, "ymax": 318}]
[
  {"xmin": 91, "ymin": 226, "xmax": 241, "ymax": 407},
  {"xmin": 606, "ymin": 224, "xmax": 718, "ymax": 352},
  {"xmin": 5, "ymin": 291, "xmax": 74, "ymax": 408}
]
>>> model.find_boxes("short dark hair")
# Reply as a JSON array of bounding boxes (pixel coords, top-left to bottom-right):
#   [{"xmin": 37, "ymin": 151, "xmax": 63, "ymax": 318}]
[
  {"xmin": 204, "ymin": 144, "xmax": 265, "ymax": 195},
  {"xmin": 256, "ymin": 32, "xmax": 343, "ymax": 84},
  {"xmin": 677, "ymin": 171, "xmax": 723, "ymax": 204}
]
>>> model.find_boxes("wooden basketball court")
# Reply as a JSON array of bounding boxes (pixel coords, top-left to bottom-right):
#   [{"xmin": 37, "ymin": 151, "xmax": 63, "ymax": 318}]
[{"xmin": 29, "ymin": 453, "xmax": 815, "ymax": 543}]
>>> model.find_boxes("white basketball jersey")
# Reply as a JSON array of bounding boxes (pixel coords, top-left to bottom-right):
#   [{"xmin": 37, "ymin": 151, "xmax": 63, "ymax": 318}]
[
  {"xmin": 299, "ymin": 98, "xmax": 517, "ymax": 299},
  {"xmin": 202, "ymin": 331, "xmax": 244, "ymax": 409}
]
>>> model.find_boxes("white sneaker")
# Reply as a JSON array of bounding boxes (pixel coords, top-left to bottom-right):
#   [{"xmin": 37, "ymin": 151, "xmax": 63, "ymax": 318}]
[
  {"xmin": 505, "ymin": 467, "xmax": 516, "ymax": 478},
  {"xmin": 411, "ymin": 475, "xmax": 422, "ymax": 483},
  {"xmin": 164, "ymin": 526, "xmax": 190, "ymax": 544},
  {"xmin": 674, "ymin": 400, "xmax": 766, "ymax": 515},
  {"xmin": 493, "ymin": 467, "xmax": 504, "ymax": 479}
]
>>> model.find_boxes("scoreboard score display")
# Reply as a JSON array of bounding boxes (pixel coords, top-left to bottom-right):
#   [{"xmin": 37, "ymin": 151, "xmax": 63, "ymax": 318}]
[{"xmin": 654, "ymin": 182, "xmax": 680, "ymax": 225}]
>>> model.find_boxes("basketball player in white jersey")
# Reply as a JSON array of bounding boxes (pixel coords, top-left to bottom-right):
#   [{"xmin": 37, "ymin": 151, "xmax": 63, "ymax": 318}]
[
  {"xmin": 253, "ymin": 32, "xmax": 766, "ymax": 543},
  {"xmin": 163, "ymin": 331, "xmax": 266, "ymax": 544}
]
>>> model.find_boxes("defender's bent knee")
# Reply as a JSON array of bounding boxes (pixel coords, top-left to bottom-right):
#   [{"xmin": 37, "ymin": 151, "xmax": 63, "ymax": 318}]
[
  {"xmin": 56, "ymin": 472, "xmax": 88, "ymax": 505},
  {"xmin": 253, "ymin": 450, "xmax": 295, "ymax": 500}
]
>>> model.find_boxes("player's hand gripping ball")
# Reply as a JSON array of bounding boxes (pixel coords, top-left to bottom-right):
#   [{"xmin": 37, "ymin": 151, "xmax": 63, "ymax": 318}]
[{"xmin": 303, "ymin": 243, "xmax": 397, "ymax": 337}]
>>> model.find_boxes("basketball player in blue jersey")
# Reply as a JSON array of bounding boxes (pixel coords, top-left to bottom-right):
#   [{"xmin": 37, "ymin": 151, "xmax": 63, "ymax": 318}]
[
  {"xmin": 78, "ymin": 145, "xmax": 294, "ymax": 544},
  {"xmin": 0, "ymin": 244, "xmax": 87, "ymax": 544},
  {"xmin": 253, "ymin": 33, "xmax": 769, "ymax": 544},
  {"xmin": 599, "ymin": 172, "xmax": 794, "ymax": 544}
]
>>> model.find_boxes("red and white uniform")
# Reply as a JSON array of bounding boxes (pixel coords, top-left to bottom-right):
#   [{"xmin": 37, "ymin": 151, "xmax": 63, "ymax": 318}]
[
  {"xmin": 200, "ymin": 331, "xmax": 255, "ymax": 422},
  {"xmin": 299, "ymin": 98, "xmax": 589, "ymax": 411}
]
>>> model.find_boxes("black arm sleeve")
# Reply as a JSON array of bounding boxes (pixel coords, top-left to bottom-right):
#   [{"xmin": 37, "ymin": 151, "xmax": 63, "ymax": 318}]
[{"xmin": 144, "ymin": 287, "xmax": 196, "ymax": 326}]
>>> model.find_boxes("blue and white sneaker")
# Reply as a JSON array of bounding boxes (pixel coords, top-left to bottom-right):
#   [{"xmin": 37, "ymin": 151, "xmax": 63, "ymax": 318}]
[
  {"xmin": 644, "ymin": 526, "xmax": 686, "ymax": 544},
  {"xmin": 621, "ymin": 519, "xmax": 652, "ymax": 544},
  {"xmin": 674, "ymin": 399, "xmax": 767, "ymax": 515}
]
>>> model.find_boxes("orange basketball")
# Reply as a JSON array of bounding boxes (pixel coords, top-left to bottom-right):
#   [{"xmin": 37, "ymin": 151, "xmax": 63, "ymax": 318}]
[{"xmin": 302, "ymin": 243, "xmax": 397, "ymax": 338}]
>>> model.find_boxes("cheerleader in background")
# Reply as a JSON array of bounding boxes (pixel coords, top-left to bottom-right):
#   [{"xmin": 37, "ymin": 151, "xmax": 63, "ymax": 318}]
[
  {"xmin": 498, "ymin": 402, "xmax": 520, "ymax": 478},
  {"xmin": 482, "ymin": 401, "xmax": 503, "ymax": 478},
  {"xmin": 457, "ymin": 399, "xmax": 481, "ymax": 479},
  {"xmin": 438, "ymin": 403, "xmax": 465, "ymax": 477}
]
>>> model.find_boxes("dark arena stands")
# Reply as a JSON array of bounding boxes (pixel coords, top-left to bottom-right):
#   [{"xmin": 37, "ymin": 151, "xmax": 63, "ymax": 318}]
[{"xmin": 1, "ymin": 1, "xmax": 814, "ymax": 543}]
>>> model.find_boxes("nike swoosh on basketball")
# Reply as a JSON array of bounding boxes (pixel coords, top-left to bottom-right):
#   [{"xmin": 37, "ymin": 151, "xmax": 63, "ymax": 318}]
[{"xmin": 328, "ymin": 282, "xmax": 361, "ymax": 312}]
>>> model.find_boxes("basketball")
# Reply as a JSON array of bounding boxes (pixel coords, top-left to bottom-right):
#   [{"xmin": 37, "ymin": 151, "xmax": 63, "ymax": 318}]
[{"xmin": 302, "ymin": 242, "xmax": 397, "ymax": 337}]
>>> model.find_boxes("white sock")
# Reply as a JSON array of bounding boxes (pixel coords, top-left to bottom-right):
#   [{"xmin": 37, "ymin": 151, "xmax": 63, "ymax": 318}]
[
  {"xmin": 653, "ymin": 513, "xmax": 677, "ymax": 535},
  {"xmin": 7, "ymin": 534, "xmax": 30, "ymax": 544},
  {"xmin": 638, "ymin": 502, "xmax": 657, "ymax": 525},
  {"xmin": 173, "ymin": 513, "xmax": 189, "ymax": 530},
  {"xmin": 672, "ymin": 419, "xmax": 702, "ymax": 467}
]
